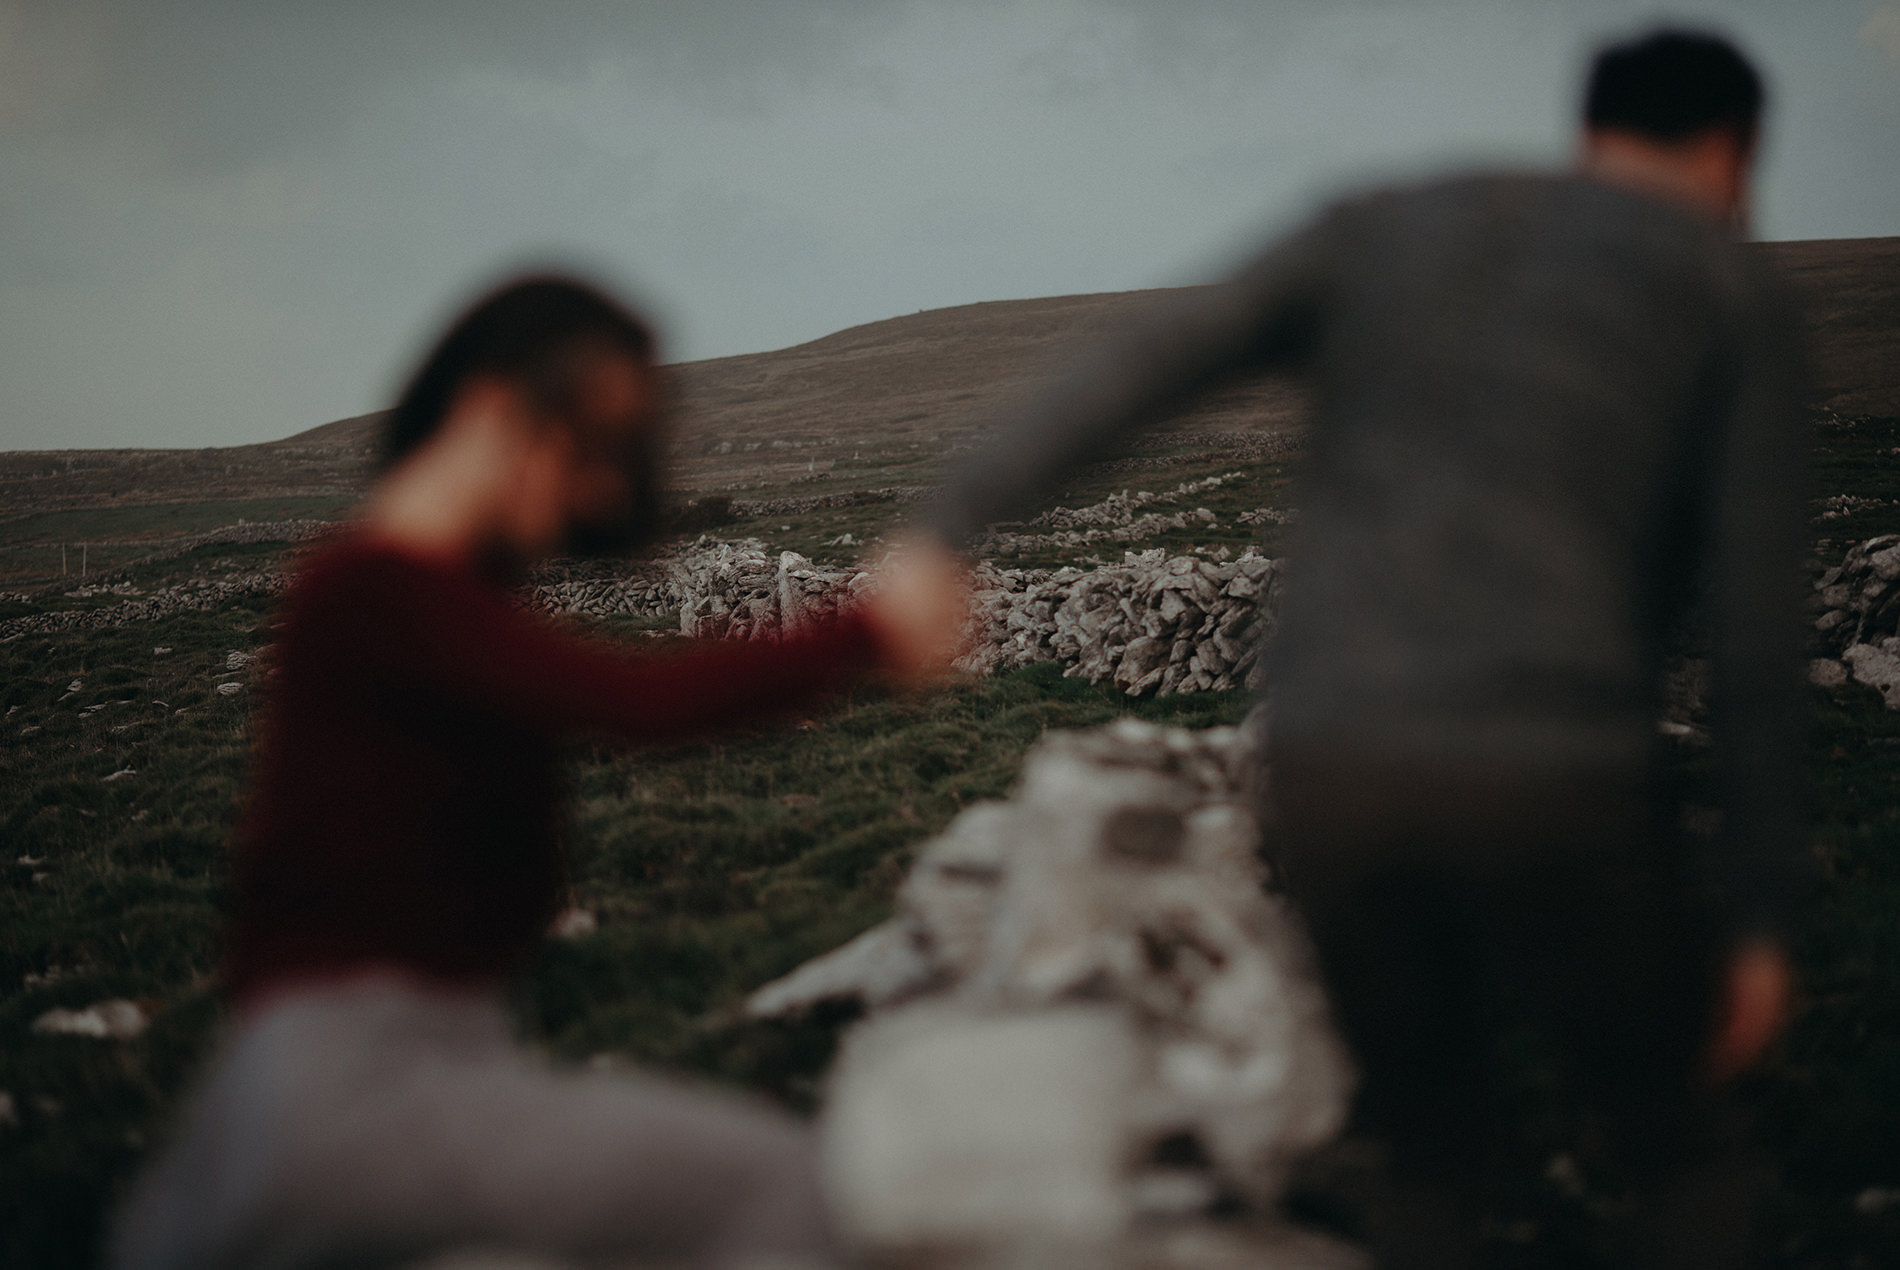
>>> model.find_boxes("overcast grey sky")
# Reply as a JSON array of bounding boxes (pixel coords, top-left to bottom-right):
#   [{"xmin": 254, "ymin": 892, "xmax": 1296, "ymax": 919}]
[{"xmin": 2, "ymin": 0, "xmax": 1896, "ymax": 452}]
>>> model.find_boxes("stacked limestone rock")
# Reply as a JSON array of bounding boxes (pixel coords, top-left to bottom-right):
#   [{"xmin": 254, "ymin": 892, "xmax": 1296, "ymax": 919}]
[
  {"xmin": 539, "ymin": 536, "xmax": 1287, "ymax": 698},
  {"xmin": 964, "ymin": 550, "xmax": 1282, "ymax": 696},
  {"xmin": 1813, "ymin": 533, "xmax": 1900, "ymax": 707},
  {"xmin": 747, "ymin": 718, "xmax": 1355, "ymax": 1264},
  {"xmin": 523, "ymin": 573, "xmax": 680, "ymax": 622},
  {"xmin": 655, "ymin": 537, "xmax": 1284, "ymax": 698},
  {"xmin": 522, "ymin": 536, "xmax": 872, "ymax": 634},
  {"xmin": 668, "ymin": 538, "xmax": 870, "ymax": 640},
  {"xmin": 1811, "ymin": 534, "xmax": 1900, "ymax": 650}
]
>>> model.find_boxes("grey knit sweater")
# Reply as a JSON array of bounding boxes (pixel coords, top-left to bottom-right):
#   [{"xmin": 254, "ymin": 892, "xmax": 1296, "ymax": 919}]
[{"xmin": 929, "ymin": 173, "xmax": 1809, "ymax": 931}]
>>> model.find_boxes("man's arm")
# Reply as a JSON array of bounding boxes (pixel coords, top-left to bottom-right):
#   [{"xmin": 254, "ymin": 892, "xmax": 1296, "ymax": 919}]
[
  {"xmin": 1705, "ymin": 276, "xmax": 1811, "ymax": 938},
  {"xmin": 1701, "ymin": 271, "xmax": 1812, "ymax": 1079},
  {"xmin": 925, "ymin": 208, "xmax": 1347, "ymax": 548}
]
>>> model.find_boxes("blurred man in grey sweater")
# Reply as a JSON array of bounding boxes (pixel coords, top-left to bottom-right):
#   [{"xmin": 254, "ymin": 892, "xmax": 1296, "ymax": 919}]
[{"xmin": 924, "ymin": 27, "xmax": 1807, "ymax": 1269}]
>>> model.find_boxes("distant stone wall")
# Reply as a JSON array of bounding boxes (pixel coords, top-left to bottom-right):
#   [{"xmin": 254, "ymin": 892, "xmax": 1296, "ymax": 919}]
[
  {"xmin": 969, "ymin": 473, "xmax": 1251, "ymax": 557},
  {"xmin": 522, "ymin": 537, "xmax": 873, "ymax": 637},
  {"xmin": 6, "ymin": 534, "xmax": 1286, "ymax": 699},
  {"xmin": 0, "ymin": 574, "xmax": 289, "ymax": 641},
  {"xmin": 1813, "ymin": 533, "xmax": 1900, "ymax": 709},
  {"xmin": 31, "ymin": 520, "xmax": 338, "ymax": 593},
  {"xmin": 520, "ymin": 568, "xmax": 682, "ymax": 623},
  {"xmin": 662, "ymin": 538, "xmax": 1283, "ymax": 697},
  {"xmin": 964, "ymin": 552, "xmax": 1280, "ymax": 695}
]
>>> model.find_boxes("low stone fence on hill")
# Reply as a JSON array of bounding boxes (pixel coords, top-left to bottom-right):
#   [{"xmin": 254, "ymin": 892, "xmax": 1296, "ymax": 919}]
[
  {"xmin": 32, "ymin": 520, "xmax": 338, "ymax": 593},
  {"xmin": 968, "ymin": 473, "xmax": 1246, "ymax": 558},
  {"xmin": 521, "ymin": 568, "xmax": 682, "ymax": 624},
  {"xmin": 37, "ymin": 524, "xmax": 1900, "ymax": 715},
  {"xmin": 1812, "ymin": 533, "xmax": 1900, "ymax": 708},
  {"xmin": 5, "ymin": 534, "xmax": 1284, "ymax": 699},
  {"xmin": 652, "ymin": 537, "xmax": 1284, "ymax": 696},
  {"xmin": 964, "ymin": 552, "xmax": 1279, "ymax": 695},
  {"xmin": 1, "ymin": 574, "xmax": 290, "ymax": 641}
]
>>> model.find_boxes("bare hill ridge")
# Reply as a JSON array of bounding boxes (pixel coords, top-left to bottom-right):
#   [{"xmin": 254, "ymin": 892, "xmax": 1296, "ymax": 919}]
[
  {"xmin": 267, "ymin": 287, "xmax": 1307, "ymax": 498},
  {"xmin": 2, "ymin": 237, "xmax": 1894, "ymax": 517}
]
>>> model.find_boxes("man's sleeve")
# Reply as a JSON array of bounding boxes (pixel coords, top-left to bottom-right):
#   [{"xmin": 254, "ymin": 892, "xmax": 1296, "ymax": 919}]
[
  {"xmin": 924, "ymin": 207, "xmax": 1347, "ymax": 548},
  {"xmin": 1706, "ymin": 274, "xmax": 1813, "ymax": 936}
]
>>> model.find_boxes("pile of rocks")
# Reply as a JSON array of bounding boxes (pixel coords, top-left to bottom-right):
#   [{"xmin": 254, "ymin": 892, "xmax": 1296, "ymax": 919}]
[
  {"xmin": 536, "ymin": 536, "xmax": 1286, "ymax": 698},
  {"xmin": 747, "ymin": 719, "xmax": 1355, "ymax": 1261},
  {"xmin": 1813, "ymin": 534, "xmax": 1900, "ymax": 652},
  {"xmin": 38, "ymin": 519, "xmax": 338, "ymax": 593},
  {"xmin": 964, "ymin": 550, "xmax": 1282, "ymax": 696},
  {"xmin": 668, "ymin": 538, "xmax": 871, "ymax": 640},
  {"xmin": 523, "ymin": 537, "xmax": 873, "ymax": 634},
  {"xmin": 661, "ymin": 538, "xmax": 1284, "ymax": 698},
  {"xmin": 1812, "ymin": 533, "xmax": 1900, "ymax": 708},
  {"xmin": 522, "ymin": 571, "xmax": 680, "ymax": 623}
]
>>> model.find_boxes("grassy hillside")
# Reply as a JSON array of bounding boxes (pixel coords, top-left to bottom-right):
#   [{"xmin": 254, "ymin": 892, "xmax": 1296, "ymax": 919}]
[
  {"xmin": 2, "ymin": 234, "xmax": 1891, "ymax": 558},
  {"xmin": 3, "ymin": 245, "xmax": 1899, "ymax": 1265},
  {"xmin": 0, "ymin": 627, "xmax": 1254, "ymax": 1266},
  {"xmin": 0, "ymin": 415, "xmax": 1898, "ymax": 1265}
]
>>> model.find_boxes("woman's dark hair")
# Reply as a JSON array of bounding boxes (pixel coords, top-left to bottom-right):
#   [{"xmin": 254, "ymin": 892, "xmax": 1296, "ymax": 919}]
[
  {"xmin": 382, "ymin": 274, "xmax": 657, "ymax": 470},
  {"xmin": 1584, "ymin": 28, "xmax": 1765, "ymax": 146}
]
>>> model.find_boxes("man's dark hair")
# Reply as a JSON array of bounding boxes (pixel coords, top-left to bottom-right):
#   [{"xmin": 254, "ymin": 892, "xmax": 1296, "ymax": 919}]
[
  {"xmin": 1584, "ymin": 27, "xmax": 1765, "ymax": 146},
  {"xmin": 382, "ymin": 274, "xmax": 657, "ymax": 470}
]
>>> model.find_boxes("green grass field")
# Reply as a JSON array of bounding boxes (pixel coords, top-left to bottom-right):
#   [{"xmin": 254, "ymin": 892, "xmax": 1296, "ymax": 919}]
[
  {"xmin": 0, "ymin": 611, "xmax": 1249, "ymax": 1266},
  {"xmin": 3, "ymin": 417, "xmax": 1900, "ymax": 1266}
]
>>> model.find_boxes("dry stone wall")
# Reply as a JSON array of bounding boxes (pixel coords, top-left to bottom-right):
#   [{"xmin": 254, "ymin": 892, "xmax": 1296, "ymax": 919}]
[
  {"xmin": 656, "ymin": 538, "xmax": 1284, "ymax": 697},
  {"xmin": 5, "ymin": 531, "xmax": 1288, "ymax": 700},
  {"xmin": 43, "ymin": 519, "xmax": 336, "ymax": 591},
  {"xmin": 1812, "ymin": 533, "xmax": 1900, "ymax": 708},
  {"xmin": 748, "ymin": 718, "xmax": 1355, "ymax": 1259},
  {"xmin": 963, "ymin": 550, "xmax": 1281, "ymax": 695},
  {"xmin": 970, "ymin": 473, "xmax": 1247, "ymax": 557},
  {"xmin": 0, "ymin": 574, "xmax": 289, "ymax": 641}
]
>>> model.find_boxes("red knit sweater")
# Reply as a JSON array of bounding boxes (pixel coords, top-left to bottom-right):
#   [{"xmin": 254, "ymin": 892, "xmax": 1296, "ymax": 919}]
[{"xmin": 225, "ymin": 534, "xmax": 884, "ymax": 1005}]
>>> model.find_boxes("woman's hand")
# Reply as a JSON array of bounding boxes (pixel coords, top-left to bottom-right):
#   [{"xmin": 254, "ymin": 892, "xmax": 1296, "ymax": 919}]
[
  {"xmin": 859, "ymin": 535, "xmax": 975, "ymax": 686},
  {"xmin": 1706, "ymin": 937, "xmax": 1792, "ymax": 1084}
]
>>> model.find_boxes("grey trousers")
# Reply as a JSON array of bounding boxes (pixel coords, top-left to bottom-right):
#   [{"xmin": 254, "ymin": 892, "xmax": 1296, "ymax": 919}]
[{"xmin": 111, "ymin": 975, "xmax": 832, "ymax": 1270}]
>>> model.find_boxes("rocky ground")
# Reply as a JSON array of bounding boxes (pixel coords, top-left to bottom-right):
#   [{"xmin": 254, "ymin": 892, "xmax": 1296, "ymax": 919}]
[{"xmin": 754, "ymin": 719, "xmax": 1359, "ymax": 1266}]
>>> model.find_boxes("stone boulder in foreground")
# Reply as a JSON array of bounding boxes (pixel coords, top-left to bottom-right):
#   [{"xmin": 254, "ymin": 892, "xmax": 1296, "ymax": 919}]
[{"xmin": 747, "ymin": 719, "xmax": 1358, "ymax": 1265}]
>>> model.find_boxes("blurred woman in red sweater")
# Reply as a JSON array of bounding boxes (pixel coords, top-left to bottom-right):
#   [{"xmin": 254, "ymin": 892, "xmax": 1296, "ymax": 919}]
[{"xmin": 113, "ymin": 277, "xmax": 966, "ymax": 1270}]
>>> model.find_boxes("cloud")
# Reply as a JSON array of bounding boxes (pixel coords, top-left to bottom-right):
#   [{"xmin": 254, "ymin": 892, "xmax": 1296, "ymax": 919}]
[
  {"xmin": 1862, "ymin": 4, "xmax": 1900, "ymax": 66},
  {"xmin": 1, "ymin": 0, "xmax": 1892, "ymax": 451},
  {"xmin": 0, "ymin": 0, "xmax": 911, "ymax": 173}
]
